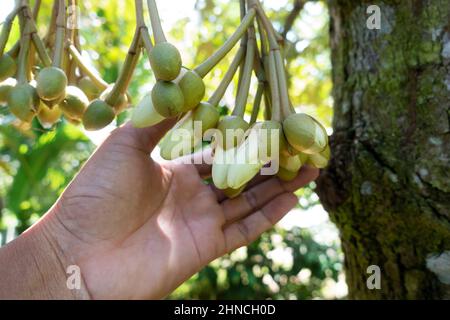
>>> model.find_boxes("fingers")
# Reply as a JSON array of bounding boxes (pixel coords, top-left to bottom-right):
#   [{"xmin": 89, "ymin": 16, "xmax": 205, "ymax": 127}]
[
  {"xmin": 213, "ymin": 174, "xmax": 273, "ymax": 203},
  {"xmin": 220, "ymin": 165, "xmax": 319, "ymax": 223},
  {"xmin": 221, "ymin": 178, "xmax": 285, "ymax": 223},
  {"xmin": 223, "ymin": 193, "xmax": 298, "ymax": 252},
  {"xmin": 281, "ymin": 165, "xmax": 320, "ymax": 192},
  {"xmin": 119, "ymin": 119, "xmax": 177, "ymax": 153}
]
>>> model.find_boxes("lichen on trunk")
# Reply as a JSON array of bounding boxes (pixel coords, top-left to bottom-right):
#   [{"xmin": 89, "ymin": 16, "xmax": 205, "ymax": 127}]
[{"xmin": 317, "ymin": 0, "xmax": 450, "ymax": 299}]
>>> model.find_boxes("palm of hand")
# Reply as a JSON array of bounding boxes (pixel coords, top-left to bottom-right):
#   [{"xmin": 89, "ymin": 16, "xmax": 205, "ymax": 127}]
[{"xmin": 48, "ymin": 121, "xmax": 318, "ymax": 299}]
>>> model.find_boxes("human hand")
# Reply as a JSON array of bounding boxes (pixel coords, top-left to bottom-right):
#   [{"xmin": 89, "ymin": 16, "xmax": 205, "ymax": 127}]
[{"xmin": 2, "ymin": 121, "xmax": 319, "ymax": 299}]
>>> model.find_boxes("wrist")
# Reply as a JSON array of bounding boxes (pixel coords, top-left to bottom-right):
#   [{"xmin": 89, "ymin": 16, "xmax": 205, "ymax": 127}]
[{"xmin": 0, "ymin": 209, "xmax": 91, "ymax": 300}]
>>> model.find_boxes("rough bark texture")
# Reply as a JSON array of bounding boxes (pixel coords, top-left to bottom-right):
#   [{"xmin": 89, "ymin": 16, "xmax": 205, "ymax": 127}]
[{"xmin": 317, "ymin": 0, "xmax": 450, "ymax": 299}]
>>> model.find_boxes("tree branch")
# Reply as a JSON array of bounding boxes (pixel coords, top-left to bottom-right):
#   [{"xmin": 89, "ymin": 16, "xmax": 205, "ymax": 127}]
[{"xmin": 281, "ymin": 0, "xmax": 306, "ymax": 39}]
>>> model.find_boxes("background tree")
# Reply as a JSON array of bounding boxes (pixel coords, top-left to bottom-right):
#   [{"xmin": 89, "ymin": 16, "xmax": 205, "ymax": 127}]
[{"xmin": 317, "ymin": 0, "xmax": 450, "ymax": 299}]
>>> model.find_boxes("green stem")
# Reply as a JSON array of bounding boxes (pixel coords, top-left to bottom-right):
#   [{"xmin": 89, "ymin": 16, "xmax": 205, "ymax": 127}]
[
  {"xmin": 0, "ymin": 6, "xmax": 20, "ymax": 56},
  {"xmin": 68, "ymin": 0, "xmax": 77, "ymax": 42},
  {"xmin": 232, "ymin": 26, "xmax": 256, "ymax": 118},
  {"xmin": 17, "ymin": 22, "xmax": 32, "ymax": 84},
  {"xmin": 256, "ymin": 15, "xmax": 268, "ymax": 59},
  {"xmin": 252, "ymin": 0, "xmax": 292, "ymax": 119},
  {"xmin": 236, "ymin": 0, "xmax": 248, "ymax": 99},
  {"xmin": 253, "ymin": 44, "xmax": 265, "ymax": 82},
  {"xmin": 68, "ymin": 43, "xmax": 108, "ymax": 90},
  {"xmin": 44, "ymin": 0, "xmax": 59, "ymax": 48},
  {"xmin": 67, "ymin": 55, "xmax": 77, "ymax": 84},
  {"xmin": 251, "ymin": 0, "xmax": 283, "ymax": 45},
  {"xmin": 18, "ymin": 1, "xmax": 52, "ymax": 67},
  {"xmin": 7, "ymin": 42, "xmax": 20, "ymax": 58},
  {"xmin": 263, "ymin": 86, "xmax": 272, "ymax": 120},
  {"xmin": 135, "ymin": 0, "xmax": 154, "ymax": 55},
  {"xmin": 105, "ymin": 29, "xmax": 141, "ymax": 107},
  {"xmin": 32, "ymin": 0, "xmax": 41, "ymax": 20},
  {"xmin": 194, "ymin": 8, "xmax": 256, "ymax": 78},
  {"xmin": 53, "ymin": 0, "xmax": 66, "ymax": 68},
  {"xmin": 274, "ymin": 50, "xmax": 292, "ymax": 118},
  {"xmin": 65, "ymin": 0, "xmax": 77, "ymax": 80},
  {"xmin": 31, "ymin": 33, "xmax": 52, "ymax": 67},
  {"xmin": 146, "ymin": 0, "xmax": 166, "ymax": 44},
  {"xmin": 250, "ymin": 0, "xmax": 278, "ymax": 50},
  {"xmin": 5, "ymin": 0, "xmax": 40, "ymax": 59},
  {"xmin": 208, "ymin": 46, "xmax": 245, "ymax": 106},
  {"xmin": 267, "ymin": 51, "xmax": 280, "ymax": 121},
  {"xmin": 250, "ymin": 82, "xmax": 264, "ymax": 124}
]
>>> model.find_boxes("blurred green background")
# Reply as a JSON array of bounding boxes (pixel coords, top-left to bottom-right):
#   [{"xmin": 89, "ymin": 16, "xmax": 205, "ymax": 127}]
[{"xmin": 0, "ymin": 0, "xmax": 345, "ymax": 299}]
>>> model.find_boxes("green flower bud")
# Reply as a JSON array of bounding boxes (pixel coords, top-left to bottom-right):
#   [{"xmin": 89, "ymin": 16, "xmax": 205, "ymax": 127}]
[
  {"xmin": 0, "ymin": 54, "xmax": 17, "ymax": 82},
  {"xmin": 159, "ymin": 113, "xmax": 199, "ymax": 160},
  {"xmin": 177, "ymin": 69, "xmax": 205, "ymax": 112},
  {"xmin": 59, "ymin": 86, "xmax": 89, "ymax": 120},
  {"xmin": 223, "ymin": 184, "xmax": 247, "ymax": 199},
  {"xmin": 216, "ymin": 115, "xmax": 249, "ymax": 149},
  {"xmin": 82, "ymin": 99, "xmax": 115, "ymax": 131},
  {"xmin": 283, "ymin": 113, "xmax": 328, "ymax": 155},
  {"xmin": 37, "ymin": 103, "xmax": 62, "ymax": 128},
  {"xmin": 0, "ymin": 78, "xmax": 17, "ymax": 104},
  {"xmin": 78, "ymin": 76, "xmax": 101, "ymax": 101},
  {"xmin": 36, "ymin": 67, "xmax": 68, "ymax": 101},
  {"xmin": 277, "ymin": 167, "xmax": 299, "ymax": 182},
  {"xmin": 65, "ymin": 115, "xmax": 81, "ymax": 126},
  {"xmin": 227, "ymin": 136, "xmax": 263, "ymax": 190},
  {"xmin": 193, "ymin": 102, "xmax": 220, "ymax": 132},
  {"xmin": 149, "ymin": 42, "xmax": 182, "ymax": 81},
  {"xmin": 279, "ymin": 154, "xmax": 302, "ymax": 172},
  {"xmin": 212, "ymin": 146, "xmax": 232, "ymax": 189},
  {"xmin": 306, "ymin": 144, "xmax": 330, "ymax": 169},
  {"xmin": 151, "ymin": 80, "xmax": 184, "ymax": 118},
  {"xmin": 257, "ymin": 120, "xmax": 284, "ymax": 160},
  {"xmin": 131, "ymin": 93, "xmax": 165, "ymax": 128},
  {"xmin": 41, "ymin": 90, "xmax": 66, "ymax": 108},
  {"xmin": 8, "ymin": 83, "xmax": 40, "ymax": 122},
  {"xmin": 100, "ymin": 85, "xmax": 129, "ymax": 113}
]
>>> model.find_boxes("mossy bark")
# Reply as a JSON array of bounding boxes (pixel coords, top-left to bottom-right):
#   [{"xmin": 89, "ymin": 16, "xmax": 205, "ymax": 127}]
[{"xmin": 317, "ymin": 0, "xmax": 450, "ymax": 299}]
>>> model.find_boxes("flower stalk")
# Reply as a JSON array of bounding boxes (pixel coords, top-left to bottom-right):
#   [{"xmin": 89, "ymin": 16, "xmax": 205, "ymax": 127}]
[{"xmin": 194, "ymin": 8, "xmax": 256, "ymax": 78}]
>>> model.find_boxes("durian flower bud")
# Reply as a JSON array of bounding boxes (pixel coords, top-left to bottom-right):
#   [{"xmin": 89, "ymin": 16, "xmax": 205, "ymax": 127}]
[
  {"xmin": 279, "ymin": 154, "xmax": 302, "ymax": 173},
  {"xmin": 100, "ymin": 85, "xmax": 129, "ymax": 113},
  {"xmin": 193, "ymin": 102, "xmax": 220, "ymax": 132},
  {"xmin": 0, "ymin": 54, "xmax": 17, "ymax": 82},
  {"xmin": 223, "ymin": 184, "xmax": 247, "ymax": 199},
  {"xmin": 306, "ymin": 144, "xmax": 330, "ymax": 169},
  {"xmin": 277, "ymin": 167, "xmax": 299, "ymax": 182},
  {"xmin": 159, "ymin": 113, "xmax": 201, "ymax": 160},
  {"xmin": 36, "ymin": 67, "xmax": 68, "ymax": 101},
  {"xmin": 0, "ymin": 78, "xmax": 16, "ymax": 104},
  {"xmin": 283, "ymin": 113, "xmax": 328, "ymax": 155},
  {"xmin": 82, "ymin": 99, "xmax": 116, "ymax": 131},
  {"xmin": 226, "ymin": 125, "xmax": 266, "ymax": 190},
  {"xmin": 131, "ymin": 93, "xmax": 165, "ymax": 128},
  {"xmin": 37, "ymin": 103, "xmax": 62, "ymax": 129},
  {"xmin": 59, "ymin": 86, "xmax": 89, "ymax": 120},
  {"xmin": 8, "ymin": 83, "xmax": 40, "ymax": 123},
  {"xmin": 212, "ymin": 146, "xmax": 234, "ymax": 189},
  {"xmin": 215, "ymin": 115, "xmax": 249, "ymax": 150}
]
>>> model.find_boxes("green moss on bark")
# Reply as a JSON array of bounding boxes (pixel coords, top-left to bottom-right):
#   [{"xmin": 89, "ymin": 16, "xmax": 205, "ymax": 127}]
[{"xmin": 318, "ymin": 0, "xmax": 450, "ymax": 299}]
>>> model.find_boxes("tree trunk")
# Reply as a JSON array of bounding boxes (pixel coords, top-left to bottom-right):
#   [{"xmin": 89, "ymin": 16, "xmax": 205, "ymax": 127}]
[{"xmin": 317, "ymin": 0, "xmax": 450, "ymax": 299}]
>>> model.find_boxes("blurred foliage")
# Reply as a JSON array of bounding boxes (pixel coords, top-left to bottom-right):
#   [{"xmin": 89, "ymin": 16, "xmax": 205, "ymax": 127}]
[
  {"xmin": 170, "ymin": 227, "xmax": 342, "ymax": 300},
  {"xmin": 0, "ymin": 0, "xmax": 342, "ymax": 299}
]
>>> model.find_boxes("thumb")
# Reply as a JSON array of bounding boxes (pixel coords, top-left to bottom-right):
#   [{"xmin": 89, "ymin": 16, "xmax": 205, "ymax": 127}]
[{"xmin": 119, "ymin": 118, "xmax": 177, "ymax": 153}]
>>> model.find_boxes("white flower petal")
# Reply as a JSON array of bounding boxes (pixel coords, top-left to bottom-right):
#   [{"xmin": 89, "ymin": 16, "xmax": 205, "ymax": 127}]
[{"xmin": 131, "ymin": 94, "xmax": 165, "ymax": 128}]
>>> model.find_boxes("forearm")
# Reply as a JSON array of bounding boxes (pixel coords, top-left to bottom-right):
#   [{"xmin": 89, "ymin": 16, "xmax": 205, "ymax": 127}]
[{"xmin": 0, "ymin": 216, "xmax": 90, "ymax": 300}]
